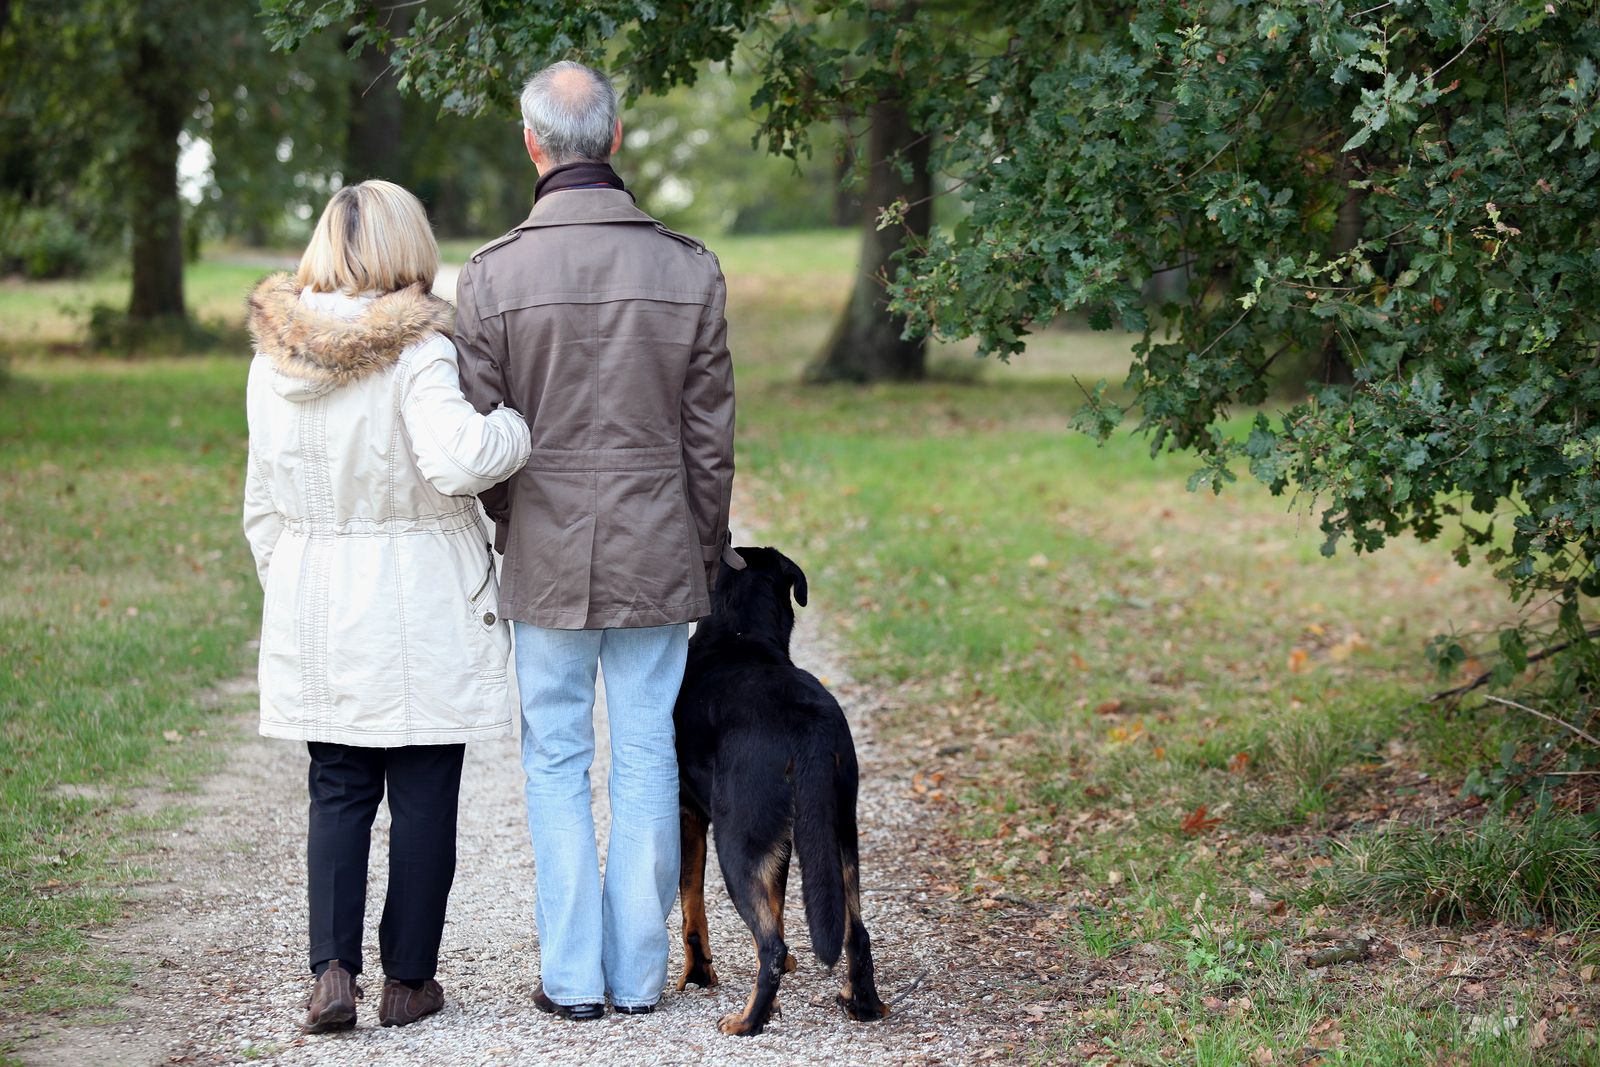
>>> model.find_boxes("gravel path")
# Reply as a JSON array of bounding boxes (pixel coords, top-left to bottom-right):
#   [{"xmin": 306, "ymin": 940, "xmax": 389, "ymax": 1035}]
[{"xmin": 16, "ymin": 558, "xmax": 1005, "ymax": 1065}]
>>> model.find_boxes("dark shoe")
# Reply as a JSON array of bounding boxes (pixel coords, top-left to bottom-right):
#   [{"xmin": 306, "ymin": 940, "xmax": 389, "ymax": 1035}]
[
  {"xmin": 302, "ymin": 960, "xmax": 362, "ymax": 1034},
  {"xmin": 533, "ymin": 983, "xmax": 604, "ymax": 1021},
  {"xmin": 379, "ymin": 979, "xmax": 445, "ymax": 1027},
  {"xmin": 613, "ymin": 1002, "xmax": 655, "ymax": 1015}
]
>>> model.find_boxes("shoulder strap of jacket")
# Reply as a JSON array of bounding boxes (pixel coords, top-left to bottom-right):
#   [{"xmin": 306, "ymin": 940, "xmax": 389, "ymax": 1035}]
[
  {"xmin": 469, "ymin": 228, "xmax": 525, "ymax": 263},
  {"xmin": 653, "ymin": 223, "xmax": 705, "ymax": 254}
]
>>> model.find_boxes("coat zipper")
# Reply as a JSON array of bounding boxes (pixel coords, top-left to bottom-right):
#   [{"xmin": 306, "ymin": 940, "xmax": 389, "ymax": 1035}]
[{"xmin": 469, "ymin": 547, "xmax": 494, "ymax": 604}]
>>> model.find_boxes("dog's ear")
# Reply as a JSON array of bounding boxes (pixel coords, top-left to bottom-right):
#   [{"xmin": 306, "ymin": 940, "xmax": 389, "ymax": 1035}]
[{"xmin": 778, "ymin": 553, "xmax": 808, "ymax": 608}]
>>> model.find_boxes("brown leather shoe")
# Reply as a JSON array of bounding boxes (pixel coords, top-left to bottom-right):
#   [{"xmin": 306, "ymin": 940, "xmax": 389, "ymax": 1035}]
[
  {"xmin": 302, "ymin": 960, "xmax": 362, "ymax": 1034},
  {"xmin": 379, "ymin": 978, "xmax": 445, "ymax": 1027}
]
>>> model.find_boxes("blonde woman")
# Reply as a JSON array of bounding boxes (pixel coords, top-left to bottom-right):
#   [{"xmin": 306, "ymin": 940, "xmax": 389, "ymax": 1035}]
[{"xmin": 242, "ymin": 180, "xmax": 530, "ymax": 1032}]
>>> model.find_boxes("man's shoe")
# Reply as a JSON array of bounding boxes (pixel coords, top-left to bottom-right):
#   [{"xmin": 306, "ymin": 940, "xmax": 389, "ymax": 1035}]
[
  {"xmin": 613, "ymin": 1002, "xmax": 655, "ymax": 1015},
  {"xmin": 533, "ymin": 983, "xmax": 604, "ymax": 1021},
  {"xmin": 379, "ymin": 979, "xmax": 445, "ymax": 1027},
  {"xmin": 302, "ymin": 960, "xmax": 362, "ymax": 1034}
]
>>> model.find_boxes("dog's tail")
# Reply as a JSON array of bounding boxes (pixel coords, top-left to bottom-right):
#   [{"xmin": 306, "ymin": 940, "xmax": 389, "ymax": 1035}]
[{"xmin": 793, "ymin": 730, "xmax": 847, "ymax": 967}]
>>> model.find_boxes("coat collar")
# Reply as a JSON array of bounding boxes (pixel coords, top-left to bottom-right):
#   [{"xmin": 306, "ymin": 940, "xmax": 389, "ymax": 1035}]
[
  {"xmin": 519, "ymin": 187, "xmax": 660, "ymax": 230},
  {"xmin": 246, "ymin": 272, "xmax": 454, "ymax": 387}
]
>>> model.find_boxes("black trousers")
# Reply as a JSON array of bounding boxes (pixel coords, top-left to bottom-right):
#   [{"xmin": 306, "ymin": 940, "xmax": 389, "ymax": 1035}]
[{"xmin": 306, "ymin": 741, "xmax": 465, "ymax": 982}]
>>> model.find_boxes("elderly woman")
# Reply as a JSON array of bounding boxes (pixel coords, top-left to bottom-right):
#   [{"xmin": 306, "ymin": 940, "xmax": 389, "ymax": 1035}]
[{"xmin": 242, "ymin": 180, "xmax": 530, "ymax": 1032}]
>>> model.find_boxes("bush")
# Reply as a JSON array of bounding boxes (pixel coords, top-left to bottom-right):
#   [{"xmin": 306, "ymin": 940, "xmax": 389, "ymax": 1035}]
[{"xmin": 1, "ymin": 206, "xmax": 92, "ymax": 279}]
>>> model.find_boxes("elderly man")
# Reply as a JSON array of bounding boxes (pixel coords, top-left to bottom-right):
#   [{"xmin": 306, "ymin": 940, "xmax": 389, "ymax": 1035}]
[{"xmin": 454, "ymin": 60, "xmax": 739, "ymax": 1018}]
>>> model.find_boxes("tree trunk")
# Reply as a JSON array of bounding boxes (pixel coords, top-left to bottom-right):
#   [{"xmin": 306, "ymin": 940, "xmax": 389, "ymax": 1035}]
[
  {"xmin": 832, "ymin": 136, "xmax": 860, "ymax": 227},
  {"xmin": 808, "ymin": 90, "xmax": 932, "ymax": 383},
  {"xmin": 422, "ymin": 172, "xmax": 472, "ymax": 237},
  {"xmin": 126, "ymin": 34, "xmax": 187, "ymax": 322},
  {"xmin": 1316, "ymin": 157, "xmax": 1364, "ymax": 386},
  {"xmin": 346, "ymin": 24, "xmax": 408, "ymax": 184}
]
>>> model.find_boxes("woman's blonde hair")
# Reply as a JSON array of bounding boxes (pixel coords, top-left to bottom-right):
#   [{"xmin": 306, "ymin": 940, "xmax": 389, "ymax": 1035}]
[{"xmin": 296, "ymin": 180, "xmax": 439, "ymax": 294}]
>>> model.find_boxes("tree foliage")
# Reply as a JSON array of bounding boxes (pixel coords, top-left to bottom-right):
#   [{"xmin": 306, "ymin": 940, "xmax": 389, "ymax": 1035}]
[{"xmin": 891, "ymin": 0, "xmax": 1600, "ymax": 615}]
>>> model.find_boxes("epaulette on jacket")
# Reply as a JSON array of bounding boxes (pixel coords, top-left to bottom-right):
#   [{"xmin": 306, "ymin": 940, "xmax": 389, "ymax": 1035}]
[
  {"xmin": 470, "ymin": 229, "xmax": 524, "ymax": 263},
  {"xmin": 653, "ymin": 223, "xmax": 705, "ymax": 254}
]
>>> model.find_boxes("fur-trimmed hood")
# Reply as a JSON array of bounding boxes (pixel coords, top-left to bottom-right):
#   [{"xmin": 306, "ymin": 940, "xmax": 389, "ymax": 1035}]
[{"xmin": 246, "ymin": 273, "xmax": 454, "ymax": 392}]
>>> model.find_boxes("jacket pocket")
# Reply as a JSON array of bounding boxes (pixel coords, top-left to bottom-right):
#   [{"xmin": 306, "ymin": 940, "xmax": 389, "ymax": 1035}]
[{"xmin": 466, "ymin": 545, "xmax": 512, "ymax": 676}]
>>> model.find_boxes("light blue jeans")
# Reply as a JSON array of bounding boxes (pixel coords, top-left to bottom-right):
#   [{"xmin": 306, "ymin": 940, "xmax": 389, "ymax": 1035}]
[{"xmin": 514, "ymin": 621, "xmax": 687, "ymax": 1008}]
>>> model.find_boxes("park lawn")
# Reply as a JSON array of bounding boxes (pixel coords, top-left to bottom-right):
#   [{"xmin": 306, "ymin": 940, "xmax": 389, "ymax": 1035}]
[
  {"xmin": 734, "ymin": 378, "xmax": 1600, "ymax": 1064},
  {"xmin": 0, "ymin": 356, "xmax": 259, "ymax": 1036},
  {"xmin": 0, "ymin": 262, "xmax": 272, "ymax": 351}
]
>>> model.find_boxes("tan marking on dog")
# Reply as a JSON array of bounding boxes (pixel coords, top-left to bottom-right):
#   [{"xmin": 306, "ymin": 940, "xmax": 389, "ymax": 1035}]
[
  {"xmin": 676, "ymin": 805, "xmax": 718, "ymax": 990},
  {"xmin": 718, "ymin": 983, "xmax": 763, "ymax": 1036}
]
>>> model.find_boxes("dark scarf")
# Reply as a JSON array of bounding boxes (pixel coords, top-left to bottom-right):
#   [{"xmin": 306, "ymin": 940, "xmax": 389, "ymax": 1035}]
[{"xmin": 534, "ymin": 161, "xmax": 630, "ymax": 202}]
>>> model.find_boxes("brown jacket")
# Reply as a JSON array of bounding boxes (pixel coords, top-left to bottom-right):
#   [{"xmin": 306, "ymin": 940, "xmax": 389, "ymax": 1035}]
[{"xmin": 455, "ymin": 187, "xmax": 739, "ymax": 630}]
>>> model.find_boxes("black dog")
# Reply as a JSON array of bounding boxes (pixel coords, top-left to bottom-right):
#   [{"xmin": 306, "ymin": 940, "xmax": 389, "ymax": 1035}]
[{"xmin": 673, "ymin": 547, "xmax": 889, "ymax": 1036}]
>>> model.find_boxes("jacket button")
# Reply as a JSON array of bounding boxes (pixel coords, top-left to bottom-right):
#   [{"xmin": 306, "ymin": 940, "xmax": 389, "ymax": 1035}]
[{"xmin": 482, "ymin": 612, "xmax": 496, "ymax": 626}]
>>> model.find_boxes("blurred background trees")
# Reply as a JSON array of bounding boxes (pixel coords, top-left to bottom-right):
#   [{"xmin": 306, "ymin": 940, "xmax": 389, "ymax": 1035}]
[
  {"xmin": 0, "ymin": 0, "xmax": 846, "ymax": 334},
  {"xmin": 262, "ymin": 0, "xmax": 949, "ymax": 382}
]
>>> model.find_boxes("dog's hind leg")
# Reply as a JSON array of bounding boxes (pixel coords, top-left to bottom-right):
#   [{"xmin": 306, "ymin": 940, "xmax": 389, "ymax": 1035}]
[
  {"xmin": 676, "ymin": 801, "xmax": 719, "ymax": 990},
  {"xmin": 835, "ymin": 778, "xmax": 890, "ymax": 1022},
  {"xmin": 715, "ymin": 837, "xmax": 790, "ymax": 1036},
  {"xmin": 771, "ymin": 841, "xmax": 798, "ymax": 974}
]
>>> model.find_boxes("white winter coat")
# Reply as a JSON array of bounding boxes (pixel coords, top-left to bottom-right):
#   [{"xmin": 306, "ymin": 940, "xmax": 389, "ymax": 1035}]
[{"xmin": 242, "ymin": 275, "xmax": 532, "ymax": 746}]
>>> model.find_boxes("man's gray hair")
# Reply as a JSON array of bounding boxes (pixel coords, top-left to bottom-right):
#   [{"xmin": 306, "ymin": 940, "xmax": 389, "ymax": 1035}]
[{"xmin": 520, "ymin": 61, "xmax": 618, "ymax": 165}]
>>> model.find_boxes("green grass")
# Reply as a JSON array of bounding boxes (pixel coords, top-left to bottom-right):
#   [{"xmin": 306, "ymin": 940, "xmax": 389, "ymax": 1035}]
[
  {"xmin": 0, "ymin": 355, "xmax": 260, "ymax": 1027},
  {"xmin": 1319, "ymin": 810, "xmax": 1600, "ymax": 929},
  {"xmin": 0, "ymin": 261, "xmax": 274, "ymax": 351}
]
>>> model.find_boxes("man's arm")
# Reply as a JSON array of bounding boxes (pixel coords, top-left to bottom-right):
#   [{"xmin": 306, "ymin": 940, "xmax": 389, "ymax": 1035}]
[
  {"xmin": 681, "ymin": 264, "xmax": 739, "ymax": 592},
  {"xmin": 453, "ymin": 263, "xmax": 515, "ymax": 545}
]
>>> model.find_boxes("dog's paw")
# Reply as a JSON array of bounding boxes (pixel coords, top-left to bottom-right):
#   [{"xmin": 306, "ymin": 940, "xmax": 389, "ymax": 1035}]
[
  {"xmin": 838, "ymin": 993, "xmax": 890, "ymax": 1022},
  {"xmin": 718, "ymin": 1009, "xmax": 767, "ymax": 1036},
  {"xmin": 677, "ymin": 960, "xmax": 719, "ymax": 990}
]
